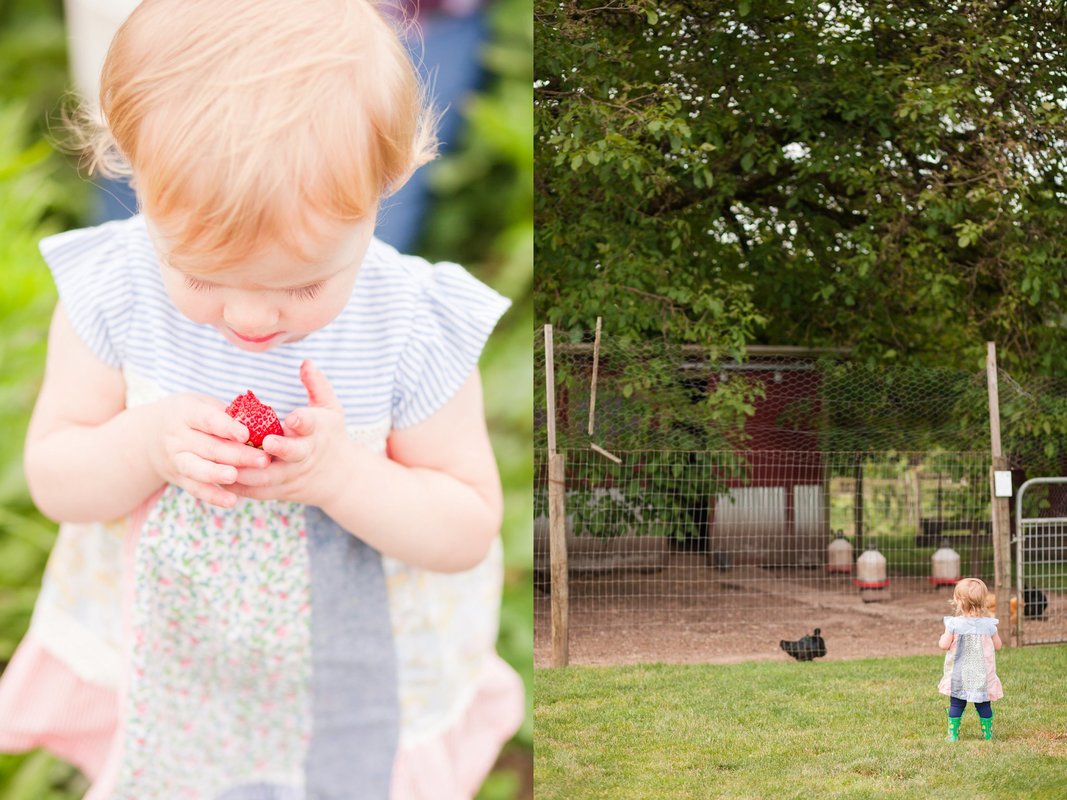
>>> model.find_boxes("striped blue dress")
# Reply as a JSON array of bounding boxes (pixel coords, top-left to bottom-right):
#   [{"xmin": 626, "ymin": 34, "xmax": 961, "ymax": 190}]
[{"xmin": 2, "ymin": 215, "xmax": 522, "ymax": 799}]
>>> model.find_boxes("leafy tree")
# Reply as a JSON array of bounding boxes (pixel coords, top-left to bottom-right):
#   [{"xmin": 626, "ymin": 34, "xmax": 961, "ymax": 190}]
[{"xmin": 535, "ymin": 0, "xmax": 1067, "ymax": 375}]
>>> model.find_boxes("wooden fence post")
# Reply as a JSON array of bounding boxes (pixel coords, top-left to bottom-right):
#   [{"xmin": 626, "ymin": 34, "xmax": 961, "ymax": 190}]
[
  {"xmin": 986, "ymin": 342, "xmax": 1012, "ymax": 646},
  {"xmin": 544, "ymin": 324, "xmax": 569, "ymax": 667}
]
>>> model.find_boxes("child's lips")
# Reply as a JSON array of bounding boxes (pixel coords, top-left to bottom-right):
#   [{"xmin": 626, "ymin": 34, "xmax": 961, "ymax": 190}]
[{"xmin": 231, "ymin": 329, "xmax": 280, "ymax": 344}]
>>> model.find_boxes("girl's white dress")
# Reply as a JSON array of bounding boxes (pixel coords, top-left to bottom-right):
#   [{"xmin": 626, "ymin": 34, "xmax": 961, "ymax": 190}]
[
  {"xmin": 938, "ymin": 615, "xmax": 1004, "ymax": 703},
  {"xmin": 0, "ymin": 215, "xmax": 523, "ymax": 799}
]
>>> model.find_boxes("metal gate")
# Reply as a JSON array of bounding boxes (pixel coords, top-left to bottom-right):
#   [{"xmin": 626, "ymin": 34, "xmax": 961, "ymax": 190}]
[{"xmin": 1014, "ymin": 478, "xmax": 1067, "ymax": 646}]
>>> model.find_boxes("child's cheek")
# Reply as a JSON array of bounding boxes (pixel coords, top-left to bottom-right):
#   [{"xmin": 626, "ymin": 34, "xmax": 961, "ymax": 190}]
[
  {"xmin": 296, "ymin": 296, "xmax": 348, "ymax": 334},
  {"xmin": 160, "ymin": 273, "xmax": 217, "ymax": 325},
  {"xmin": 176, "ymin": 292, "xmax": 221, "ymax": 326}
]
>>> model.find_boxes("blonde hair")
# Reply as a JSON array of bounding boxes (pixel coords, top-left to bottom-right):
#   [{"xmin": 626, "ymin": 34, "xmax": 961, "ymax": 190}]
[
  {"xmin": 951, "ymin": 578, "xmax": 993, "ymax": 617},
  {"xmin": 76, "ymin": 0, "xmax": 437, "ymax": 272}
]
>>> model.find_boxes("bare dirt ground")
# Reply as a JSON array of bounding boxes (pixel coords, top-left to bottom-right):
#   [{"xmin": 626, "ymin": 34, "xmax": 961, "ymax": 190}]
[{"xmin": 534, "ymin": 553, "xmax": 1067, "ymax": 667}]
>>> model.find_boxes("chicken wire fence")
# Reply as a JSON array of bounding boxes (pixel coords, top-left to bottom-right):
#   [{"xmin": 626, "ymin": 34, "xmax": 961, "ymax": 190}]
[{"xmin": 534, "ymin": 331, "xmax": 1067, "ymax": 665}]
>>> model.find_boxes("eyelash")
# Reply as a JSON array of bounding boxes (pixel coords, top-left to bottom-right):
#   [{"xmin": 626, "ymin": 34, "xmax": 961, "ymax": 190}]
[
  {"xmin": 287, "ymin": 283, "xmax": 324, "ymax": 300},
  {"xmin": 183, "ymin": 276, "xmax": 325, "ymax": 300},
  {"xmin": 184, "ymin": 276, "xmax": 213, "ymax": 293}
]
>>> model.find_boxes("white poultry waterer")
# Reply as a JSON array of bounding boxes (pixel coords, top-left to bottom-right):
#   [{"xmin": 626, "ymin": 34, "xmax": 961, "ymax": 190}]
[
  {"xmin": 826, "ymin": 530, "xmax": 853, "ymax": 573},
  {"xmin": 930, "ymin": 541, "xmax": 961, "ymax": 587},
  {"xmin": 854, "ymin": 543, "xmax": 889, "ymax": 589}
]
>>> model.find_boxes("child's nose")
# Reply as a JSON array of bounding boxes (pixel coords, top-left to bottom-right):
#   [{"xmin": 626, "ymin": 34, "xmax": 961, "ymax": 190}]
[{"xmin": 223, "ymin": 296, "xmax": 281, "ymax": 334}]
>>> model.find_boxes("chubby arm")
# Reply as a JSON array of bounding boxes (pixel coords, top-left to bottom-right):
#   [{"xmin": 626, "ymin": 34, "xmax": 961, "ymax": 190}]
[
  {"xmin": 938, "ymin": 629, "xmax": 955, "ymax": 651},
  {"xmin": 378, "ymin": 369, "xmax": 503, "ymax": 571},
  {"xmin": 236, "ymin": 362, "xmax": 503, "ymax": 573},
  {"xmin": 992, "ymin": 631, "xmax": 1003, "ymax": 650},
  {"xmin": 25, "ymin": 303, "xmax": 264, "ymax": 522},
  {"xmin": 326, "ymin": 368, "xmax": 502, "ymax": 572}
]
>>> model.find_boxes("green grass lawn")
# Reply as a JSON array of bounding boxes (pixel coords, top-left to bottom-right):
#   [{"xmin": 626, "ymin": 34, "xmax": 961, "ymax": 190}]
[{"xmin": 535, "ymin": 646, "xmax": 1067, "ymax": 799}]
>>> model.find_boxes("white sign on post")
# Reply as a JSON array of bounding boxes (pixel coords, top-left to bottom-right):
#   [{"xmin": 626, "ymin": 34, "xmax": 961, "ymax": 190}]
[{"xmin": 994, "ymin": 470, "xmax": 1013, "ymax": 498}]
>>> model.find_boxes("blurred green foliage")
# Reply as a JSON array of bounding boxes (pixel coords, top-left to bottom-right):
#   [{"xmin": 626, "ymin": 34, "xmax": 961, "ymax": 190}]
[
  {"xmin": 0, "ymin": 0, "xmax": 532, "ymax": 795},
  {"xmin": 0, "ymin": 103, "xmax": 84, "ymax": 796},
  {"xmin": 0, "ymin": 30, "xmax": 85, "ymax": 799}
]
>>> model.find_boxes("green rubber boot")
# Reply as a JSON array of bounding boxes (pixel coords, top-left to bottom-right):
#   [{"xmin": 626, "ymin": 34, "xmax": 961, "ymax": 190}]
[
  {"xmin": 947, "ymin": 713, "xmax": 962, "ymax": 742},
  {"xmin": 979, "ymin": 710, "xmax": 994, "ymax": 740}
]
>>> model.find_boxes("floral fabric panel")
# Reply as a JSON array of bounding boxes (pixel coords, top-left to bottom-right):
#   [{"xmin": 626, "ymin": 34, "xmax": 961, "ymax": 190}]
[{"xmin": 115, "ymin": 488, "xmax": 312, "ymax": 798}]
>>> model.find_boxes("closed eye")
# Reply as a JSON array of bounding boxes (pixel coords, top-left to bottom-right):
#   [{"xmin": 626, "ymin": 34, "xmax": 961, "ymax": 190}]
[
  {"xmin": 184, "ymin": 275, "xmax": 324, "ymax": 300},
  {"xmin": 184, "ymin": 275, "xmax": 214, "ymax": 293}
]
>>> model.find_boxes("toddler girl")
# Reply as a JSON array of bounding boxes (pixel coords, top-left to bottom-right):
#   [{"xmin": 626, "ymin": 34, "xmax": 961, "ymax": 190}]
[
  {"xmin": 0, "ymin": 0, "xmax": 523, "ymax": 797},
  {"xmin": 938, "ymin": 577, "xmax": 1003, "ymax": 741}
]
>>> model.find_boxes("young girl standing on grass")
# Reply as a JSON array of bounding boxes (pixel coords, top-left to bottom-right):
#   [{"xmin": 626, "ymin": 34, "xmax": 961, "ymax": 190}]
[
  {"xmin": 938, "ymin": 578, "xmax": 1004, "ymax": 741},
  {"xmin": 0, "ymin": 0, "xmax": 523, "ymax": 797}
]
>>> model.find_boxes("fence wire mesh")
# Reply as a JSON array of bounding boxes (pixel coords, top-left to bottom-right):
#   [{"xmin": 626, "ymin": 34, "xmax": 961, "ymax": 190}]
[{"xmin": 534, "ymin": 332, "xmax": 1067, "ymax": 665}]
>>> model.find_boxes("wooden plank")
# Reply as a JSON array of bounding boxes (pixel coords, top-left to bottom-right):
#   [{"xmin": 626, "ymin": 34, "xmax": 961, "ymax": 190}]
[
  {"xmin": 590, "ymin": 442, "xmax": 621, "ymax": 464},
  {"xmin": 986, "ymin": 342, "xmax": 1003, "ymax": 458},
  {"xmin": 587, "ymin": 316, "xmax": 602, "ymax": 436},
  {"xmin": 548, "ymin": 452, "xmax": 569, "ymax": 667},
  {"xmin": 544, "ymin": 324, "xmax": 557, "ymax": 455},
  {"xmin": 552, "ymin": 343, "xmax": 851, "ymax": 357}
]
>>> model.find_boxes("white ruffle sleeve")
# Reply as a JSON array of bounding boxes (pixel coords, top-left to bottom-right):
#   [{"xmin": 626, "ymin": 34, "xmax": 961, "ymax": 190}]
[
  {"xmin": 39, "ymin": 221, "xmax": 134, "ymax": 369},
  {"xmin": 944, "ymin": 616, "xmax": 999, "ymax": 636},
  {"xmin": 392, "ymin": 261, "xmax": 510, "ymax": 429}
]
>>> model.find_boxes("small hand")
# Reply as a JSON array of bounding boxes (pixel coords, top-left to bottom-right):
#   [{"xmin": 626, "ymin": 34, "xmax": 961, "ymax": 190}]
[
  {"xmin": 151, "ymin": 392, "xmax": 271, "ymax": 507},
  {"xmin": 231, "ymin": 360, "xmax": 352, "ymax": 507}
]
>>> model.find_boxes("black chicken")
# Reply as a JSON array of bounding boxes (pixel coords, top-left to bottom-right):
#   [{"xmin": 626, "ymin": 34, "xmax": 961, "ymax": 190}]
[
  {"xmin": 1023, "ymin": 588, "xmax": 1048, "ymax": 620},
  {"xmin": 780, "ymin": 628, "xmax": 827, "ymax": 662}
]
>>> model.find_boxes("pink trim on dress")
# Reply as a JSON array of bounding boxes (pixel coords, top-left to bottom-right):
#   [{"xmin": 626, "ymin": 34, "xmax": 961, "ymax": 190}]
[
  {"xmin": 0, "ymin": 495, "xmax": 159, "ymax": 784},
  {"xmin": 0, "ymin": 636, "xmax": 117, "ymax": 780},
  {"xmin": 391, "ymin": 654, "xmax": 525, "ymax": 800},
  {"xmin": 981, "ymin": 636, "xmax": 1004, "ymax": 701}
]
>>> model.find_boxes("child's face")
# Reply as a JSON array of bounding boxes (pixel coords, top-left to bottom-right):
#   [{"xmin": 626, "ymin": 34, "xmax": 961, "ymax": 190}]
[{"xmin": 149, "ymin": 215, "xmax": 375, "ymax": 352}]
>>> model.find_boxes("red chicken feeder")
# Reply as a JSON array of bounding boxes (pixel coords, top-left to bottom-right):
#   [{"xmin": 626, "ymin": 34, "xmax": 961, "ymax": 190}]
[
  {"xmin": 854, "ymin": 544, "xmax": 891, "ymax": 603},
  {"xmin": 930, "ymin": 543, "xmax": 961, "ymax": 588},
  {"xmin": 855, "ymin": 580, "xmax": 892, "ymax": 603},
  {"xmin": 826, "ymin": 531, "xmax": 853, "ymax": 574},
  {"xmin": 854, "ymin": 545, "xmax": 889, "ymax": 601},
  {"xmin": 853, "ymin": 578, "xmax": 891, "ymax": 589}
]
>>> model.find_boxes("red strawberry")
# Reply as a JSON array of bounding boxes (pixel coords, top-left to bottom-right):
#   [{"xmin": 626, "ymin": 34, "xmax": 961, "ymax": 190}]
[{"xmin": 226, "ymin": 390, "xmax": 284, "ymax": 448}]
